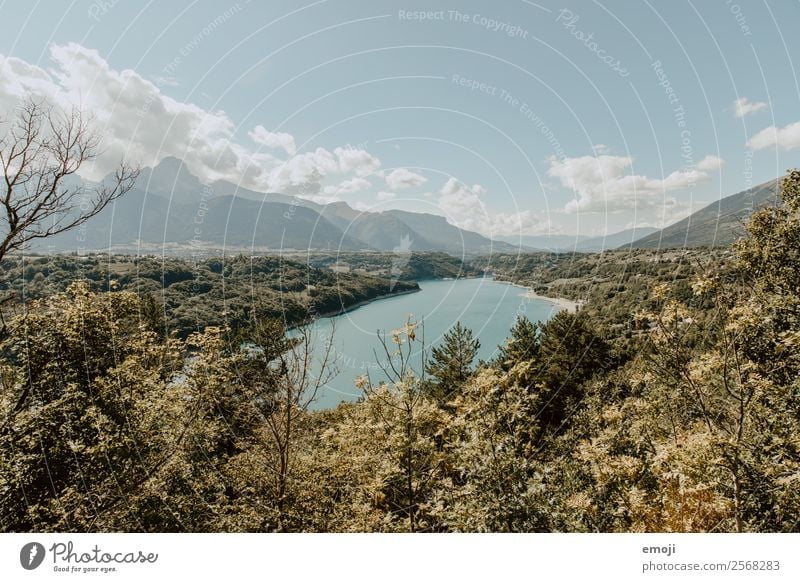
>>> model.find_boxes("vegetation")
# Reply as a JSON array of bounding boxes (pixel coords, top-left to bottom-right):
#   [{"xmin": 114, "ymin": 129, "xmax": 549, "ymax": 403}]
[
  {"xmin": 305, "ymin": 251, "xmax": 482, "ymax": 281},
  {"xmin": 481, "ymin": 247, "xmax": 728, "ymax": 345},
  {"xmin": 1, "ymin": 170, "xmax": 799, "ymax": 533},
  {"xmin": 0, "ymin": 99, "xmax": 138, "ymax": 263},
  {"xmin": 0, "ymin": 254, "xmax": 419, "ymax": 338},
  {"xmin": 424, "ymin": 322, "xmax": 480, "ymax": 405}
]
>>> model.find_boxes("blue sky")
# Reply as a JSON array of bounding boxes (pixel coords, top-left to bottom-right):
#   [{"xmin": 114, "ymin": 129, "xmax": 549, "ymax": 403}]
[{"xmin": 1, "ymin": 0, "xmax": 798, "ymax": 237}]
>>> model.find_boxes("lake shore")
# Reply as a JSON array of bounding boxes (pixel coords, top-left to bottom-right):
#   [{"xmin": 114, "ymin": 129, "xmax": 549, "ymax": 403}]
[
  {"xmin": 313, "ymin": 286, "xmax": 421, "ymax": 321},
  {"xmin": 522, "ymin": 290, "xmax": 582, "ymax": 313},
  {"xmin": 300, "ymin": 277, "xmax": 576, "ymax": 408},
  {"xmin": 494, "ymin": 279, "xmax": 583, "ymax": 313}
]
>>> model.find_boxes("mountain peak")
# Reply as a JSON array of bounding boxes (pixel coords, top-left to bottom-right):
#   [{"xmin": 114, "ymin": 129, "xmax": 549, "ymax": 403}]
[
  {"xmin": 138, "ymin": 156, "xmax": 205, "ymax": 203},
  {"xmin": 152, "ymin": 155, "xmax": 188, "ymax": 173}
]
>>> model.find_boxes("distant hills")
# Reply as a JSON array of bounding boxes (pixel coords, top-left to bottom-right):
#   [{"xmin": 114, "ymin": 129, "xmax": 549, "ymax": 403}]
[
  {"xmin": 41, "ymin": 157, "xmax": 516, "ymax": 254},
  {"xmin": 497, "ymin": 227, "xmax": 659, "ymax": 252},
  {"xmin": 494, "ymin": 233, "xmax": 590, "ymax": 251},
  {"xmin": 37, "ymin": 158, "xmax": 784, "ymax": 254},
  {"xmin": 629, "ymin": 178, "xmax": 781, "ymax": 248},
  {"xmin": 495, "ymin": 177, "xmax": 784, "ymax": 252}
]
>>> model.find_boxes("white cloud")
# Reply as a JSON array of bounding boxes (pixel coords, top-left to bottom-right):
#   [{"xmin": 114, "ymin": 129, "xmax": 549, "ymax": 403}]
[
  {"xmin": 265, "ymin": 148, "xmax": 338, "ymax": 195},
  {"xmin": 734, "ymin": 97, "xmax": 768, "ymax": 118},
  {"xmin": 486, "ymin": 210, "xmax": 545, "ymax": 236},
  {"xmin": 376, "ymin": 191, "xmax": 396, "ymax": 201},
  {"xmin": 547, "ymin": 154, "xmax": 710, "ymax": 213},
  {"xmin": 298, "ymin": 194, "xmax": 342, "ymax": 205},
  {"xmin": 0, "ymin": 43, "xmax": 384, "ymax": 197},
  {"xmin": 334, "ymin": 147, "xmax": 381, "ymax": 176},
  {"xmin": 323, "ymin": 177, "xmax": 371, "ymax": 195},
  {"xmin": 748, "ymin": 121, "xmax": 800, "ymax": 151},
  {"xmin": 151, "ymin": 76, "xmax": 180, "ymax": 88},
  {"xmin": 248, "ymin": 125, "xmax": 296, "ymax": 155},
  {"xmin": 437, "ymin": 177, "xmax": 544, "ymax": 236},
  {"xmin": 385, "ymin": 168, "xmax": 427, "ymax": 190},
  {"xmin": 696, "ymin": 155, "xmax": 724, "ymax": 171},
  {"xmin": 438, "ymin": 178, "xmax": 489, "ymax": 233},
  {"xmin": 440, "ymin": 177, "xmax": 468, "ymax": 196}
]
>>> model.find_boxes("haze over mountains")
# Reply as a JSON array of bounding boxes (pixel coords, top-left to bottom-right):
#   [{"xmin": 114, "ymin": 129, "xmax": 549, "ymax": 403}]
[
  {"xmin": 41, "ymin": 157, "xmax": 518, "ymax": 254},
  {"xmin": 39, "ymin": 157, "xmax": 783, "ymax": 254},
  {"xmin": 628, "ymin": 178, "xmax": 781, "ymax": 248},
  {"xmin": 496, "ymin": 227, "xmax": 659, "ymax": 252}
]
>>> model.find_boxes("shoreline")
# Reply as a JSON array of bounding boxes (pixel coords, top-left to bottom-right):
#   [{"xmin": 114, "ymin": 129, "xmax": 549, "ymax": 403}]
[
  {"xmin": 295, "ymin": 286, "xmax": 421, "ymax": 328},
  {"xmin": 493, "ymin": 279, "xmax": 583, "ymax": 313},
  {"xmin": 297, "ymin": 275, "xmax": 582, "ymax": 330}
]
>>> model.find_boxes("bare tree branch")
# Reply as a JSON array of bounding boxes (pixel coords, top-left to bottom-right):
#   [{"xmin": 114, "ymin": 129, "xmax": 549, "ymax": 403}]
[{"xmin": 0, "ymin": 99, "xmax": 140, "ymax": 262}]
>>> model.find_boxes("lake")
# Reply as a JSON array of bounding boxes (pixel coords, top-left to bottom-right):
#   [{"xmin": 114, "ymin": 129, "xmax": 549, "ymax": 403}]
[{"xmin": 299, "ymin": 277, "xmax": 566, "ymax": 409}]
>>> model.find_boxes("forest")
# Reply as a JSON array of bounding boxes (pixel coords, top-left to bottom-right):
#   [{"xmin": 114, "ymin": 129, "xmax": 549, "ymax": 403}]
[
  {"xmin": 0, "ymin": 254, "xmax": 421, "ymax": 339},
  {"xmin": 0, "ymin": 171, "xmax": 798, "ymax": 532}
]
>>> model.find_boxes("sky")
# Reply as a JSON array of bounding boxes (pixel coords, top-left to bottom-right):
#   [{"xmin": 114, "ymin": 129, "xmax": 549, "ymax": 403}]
[{"xmin": 1, "ymin": 0, "xmax": 799, "ymax": 238}]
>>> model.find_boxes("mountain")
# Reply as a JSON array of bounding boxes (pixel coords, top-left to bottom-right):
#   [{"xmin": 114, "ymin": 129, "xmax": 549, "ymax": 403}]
[
  {"xmin": 493, "ymin": 229, "xmax": 658, "ymax": 252},
  {"xmin": 630, "ymin": 178, "xmax": 781, "ymax": 248},
  {"xmin": 576, "ymin": 227, "xmax": 659, "ymax": 251},
  {"xmin": 136, "ymin": 156, "xmax": 206, "ymax": 205},
  {"xmin": 313, "ymin": 203, "xmax": 515, "ymax": 253},
  {"xmin": 384, "ymin": 210, "xmax": 514, "ymax": 254},
  {"xmin": 495, "ymin": 233, "xmax": 590, "ymax": 250},
  {"xmin": 345, "ymin": 213, "xmax": 434, "ymax": 251},
  {"xmin": 34, "ymin": 158, "xmax": 516, "ymax": 254},
  {"xmin": 41, "ymin": 187, "xmax": 365, "ymax": 251},
  {"xmin": 168, "ymin": 196, "xmax": 366, "ymax": 250},
  {"xmin": 206, "ymin": 178, "xmax": 300, "ymax": 206}
]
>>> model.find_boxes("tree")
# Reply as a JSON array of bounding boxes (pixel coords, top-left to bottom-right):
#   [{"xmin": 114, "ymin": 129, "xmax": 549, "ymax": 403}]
[
  {"xmin": 498, "ymin": 311, "xmax": 614, "ymax": 435},
  {"xmin": 604, "ymin": 170, "xmax": 800, "ymax": 532},
  {"xmin": 226, "ymin": 319, "xmax": 337, "ymax": 531},
  {"xmin": 342, "ymin": 319, "xmax": 449, "ymax": 532},
  {"xmin": 434, "ymin": 366, "xmax": 548, "ymax": 532},
  {"xmin": 0, "ymin": 99, "xmax": 139, "ymax": 262},
  {"xmin": 497, "ymin": 315, "xmax": 540, "ymax": 370},
  {"xmin": 424, "ymin": 322, "xmax": 480, "ymax": 404},
  {"xmin": 0, "ymin": 283, "xmax": 183, "ymax": 531},
  {"xmin": 533, "ymin": 311, "xmax": 614, "ymax": 432},
  {"xmin": 268, "ymin": 324, "xmax": 335, "ymax": 530}
]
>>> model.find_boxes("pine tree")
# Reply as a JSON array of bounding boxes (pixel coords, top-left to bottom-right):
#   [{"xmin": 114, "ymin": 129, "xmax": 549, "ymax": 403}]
[
  {"xmin": 424, "ymin": 322, "xmax": 480, "ymax": 405},
  {"xmin": 497, "ymin": 316, "xmax": 541, "ymax": 370}
]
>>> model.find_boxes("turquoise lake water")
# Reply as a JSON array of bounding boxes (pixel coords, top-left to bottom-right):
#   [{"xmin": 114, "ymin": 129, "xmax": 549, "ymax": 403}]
[{"xmin": 301, "ymin": 277, "xmax": 562, "ymax": 409}]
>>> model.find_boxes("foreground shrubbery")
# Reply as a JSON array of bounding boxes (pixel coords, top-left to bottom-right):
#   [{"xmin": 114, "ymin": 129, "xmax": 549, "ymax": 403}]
[{"xmin": 1, "ymin": 173, "xmax": 799, "ymax": 532}]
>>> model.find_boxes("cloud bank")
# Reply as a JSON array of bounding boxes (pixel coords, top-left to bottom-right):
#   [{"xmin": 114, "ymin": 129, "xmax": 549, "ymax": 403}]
[
  {"xmin": 0, "ymin": 42, "xmax": 382, "ymax": 197},
  {"xmin": 547, "ymin": 154, "xmax": 710, "ymax": 213}
]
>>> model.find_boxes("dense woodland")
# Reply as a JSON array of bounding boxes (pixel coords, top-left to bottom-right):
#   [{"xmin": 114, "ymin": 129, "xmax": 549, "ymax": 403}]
[
  {"xmin": 0, "ymin": 254, "xmax": 421, "ymax": 338},
  {"xmin": 1, "ymin": 172, "xmax": 799, "ymax": 532},
  {"xmin": 481, "ymin": 247, "xmax": 729, "ymax": 341}
]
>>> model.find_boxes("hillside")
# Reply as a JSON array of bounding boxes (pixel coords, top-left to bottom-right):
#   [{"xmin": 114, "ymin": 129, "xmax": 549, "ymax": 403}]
[
  {"xmin": 35, "ymin": 158, "xmax": 517, "ymax": 255},
  {"xmin": 630, "ymin": 178, "xmax": 781, "ymax": 248},
  {"xmin": 306, "ymin": 251, "xmax": 482, "ymax": 280},
  {"xmin": 41, "ymin": 187, "xmax": 366, "ymax": 251},
  {"xmin": 576, "ymin": 227, "xmax": 659, "ymax": 251},
  {"xmin": 480, "ymin": 247, "xmax": 729, "ymax": 333},
  {"xmin": 0, "ymin": 254, "xmax": 419, "ymax": 337},
  {"xmin": 495, "ymin": 227, "xmax": 658, "ymax": 252}
]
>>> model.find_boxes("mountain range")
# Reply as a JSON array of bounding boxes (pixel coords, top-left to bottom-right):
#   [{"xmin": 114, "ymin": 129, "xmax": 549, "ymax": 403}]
[
  {"xmin": 496, "ymin": 226, "xmax": 659, "ymax": 252},
  {"xmin": 38, "ymin": 157, "xmax": 783, "ymax": 254},
  {"xmin": 628, "ymin": 178, "xmax": 781, "ymax": 248},
  {"xmin": 43, "ymin": 157, "xmax": 516, "ymax": 254}
]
